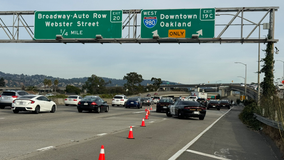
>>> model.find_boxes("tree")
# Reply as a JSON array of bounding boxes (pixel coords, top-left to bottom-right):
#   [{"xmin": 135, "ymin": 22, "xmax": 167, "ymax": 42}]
[
  {"xmin": 0, "ymin": 77, "xmax": 5, "ymax": 87},
  {"xmin": 66, "ymin": 85, "xmax": 81, "ymax": 94},
  {"xmin": 47, "ymin": 79, "xmax": 52, "ymax": 92},
  {"xmin": 43, "ymin": 79, "xmax": 49, "ymax": 92},
  {"xmin": 123, "ymin": 72, "xmax": 143, "ymax": 94},
  {"xmin": 54, "ymin": 79, "xmax": 59, "ymax": 92},
  {"xmin": 82, "ymin": 75, "xmax": 110, "ymax": 94},
  {"xmin": 260, "ymin": 41, "xmax": 275, "ymax": 97},
  {"xmin": 151, "ymin": 77, "xmax": 162, "ymax": 91},
  {"xmin": 26, "ymin": 86, "xmax": 38, "ymax": 92}
]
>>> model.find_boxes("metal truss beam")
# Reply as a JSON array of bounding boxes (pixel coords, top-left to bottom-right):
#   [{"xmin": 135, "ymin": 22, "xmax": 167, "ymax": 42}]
[{"xmin": 0, "ymin": 7, "xmax": 279, "ymax": 43}]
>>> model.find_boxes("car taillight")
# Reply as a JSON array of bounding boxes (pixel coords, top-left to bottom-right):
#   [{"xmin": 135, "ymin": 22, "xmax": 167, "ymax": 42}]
[
  {"xmin": 121, "ymin": 99, "xmax": 124, "ymax": 101},
  {"xmin": 74, "ymin": 99, "xmax": 77, "ymax": 101},
  {"xmin": 112, "ymin": 99, "xmax": 114, "ymax": 100},
  {"xmin": 78, "ymin": 102, "xmax": 81, "ymax": 105},
  {"xmin": 12, "ymin": 96, "xmax": 18, "ymax": 98},
  {"xmin": 65, "ymin": 99, "xmax": 67, "ymax": 101},
  {"xmin": 0, "ymin": 95, "xmax": 1, "ymax": 97},
  {"xmin": 91, "ymin": 102, "xmax": 97, "ymax": 105},
  {"xmin": 30, "ymin": 100, "xmax": 35, "ymax": 104}
]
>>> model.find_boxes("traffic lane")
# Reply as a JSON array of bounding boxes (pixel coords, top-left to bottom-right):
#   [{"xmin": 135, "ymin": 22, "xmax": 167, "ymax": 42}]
[
  {"xmin": 0, "ymin": 106, "xmax": 150, "ymax": 159},
  {"xmin": 0, "ymin": 105, "xmax": 159, "ymax": 160},
  {"xmin": 18, "ymin": 109, "xmax": 227, "ymax": 160},
  {"xmin": 177, "ymin": 106, "xmax": 281, "ymax": 160}
]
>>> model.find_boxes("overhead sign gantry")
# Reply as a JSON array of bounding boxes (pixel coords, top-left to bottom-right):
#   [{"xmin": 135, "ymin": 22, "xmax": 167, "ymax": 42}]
[{"xmin": 0, "ymin": 7, "xmax": 279, "ymax": 44}]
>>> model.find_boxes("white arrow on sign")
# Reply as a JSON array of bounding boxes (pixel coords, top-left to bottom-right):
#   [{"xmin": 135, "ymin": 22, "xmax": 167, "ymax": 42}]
[
  {"xmin": 152, "ymin": 30, "xmax": 159, "ymax": 37},
  {"xmin": 197, "ymin": 29, "xmax": 203, "ymax": 36}
]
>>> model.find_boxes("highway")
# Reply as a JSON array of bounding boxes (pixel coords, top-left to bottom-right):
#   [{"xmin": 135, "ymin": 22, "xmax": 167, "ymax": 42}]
[{"xmin": 0, "ymin": 104, "xmax": 281, "ymax": 160}]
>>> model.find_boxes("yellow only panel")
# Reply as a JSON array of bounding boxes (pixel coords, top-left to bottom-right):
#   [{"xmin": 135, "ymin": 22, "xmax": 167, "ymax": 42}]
[{"xmin": 168, "ymin": 29, "xmax": 186, "ymax": 38}]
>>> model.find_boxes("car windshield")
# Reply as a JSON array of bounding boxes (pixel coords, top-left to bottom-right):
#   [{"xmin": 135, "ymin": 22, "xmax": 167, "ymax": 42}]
[
  {"xmin": 2, "ymin": 92, "xmax": 15, "ymax": 96},
  {"xmin": 21, "ymin": 96, "xmax": 36, "ymax": 99},
  {"xmin": 82, "ymin": 96, "xmax": 98, "ymax": 101},
  {"xmin": 159, "ymin": 99, "xmax": 172, "ymax": 103},
  {"xmin": 128, "ymin": 98, "xmax": 138, "ymax": 101},
  {"xmin": 178, "ymin": 101, "xmax": 199, "ymax": 106},
  {"xmin": 114, "ymin": 96, "xmax": 123, "ymax": 99},
  {"xmin": 153, "ymin": 97, "xmax": 160, "ymax": 99},
  {"xmin": 209, "ymin": 101, "xmax": 219, "ymax": 104},
  {"xmin": 68, "ymin": 96, "xmax": 78, "ymax": 98}
]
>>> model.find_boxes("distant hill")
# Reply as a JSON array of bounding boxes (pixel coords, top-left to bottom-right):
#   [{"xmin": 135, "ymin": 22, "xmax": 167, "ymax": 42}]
[{"xmin": 0, "ymin": 71, "xmax": 176, "ymax": 87}]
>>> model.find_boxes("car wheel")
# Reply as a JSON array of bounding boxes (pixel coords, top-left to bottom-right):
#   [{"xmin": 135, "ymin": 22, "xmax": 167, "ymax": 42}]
[
  {"xmin": 78, "ymin": 109, "xmax": 82, "ymax": 112},
  {"xmin": 50, "ymin": 105, "xmax": 56, "ymax": 113},
  {"xmin": 228, "ymin": 106, "xmax": 231, "ymax": 109},
  {"xmin": 112, "ymin": 104, "xmax": 114, "ymax": 106},
  {"xmin": 97, "ymin": 107, "xmax": 101, "ymax": 113},
  {"xmin": 217, "ymin": 107, "xmax": 220, "ymax": 110},
  {"xmin": 178, "ymin": 110, "xmax": 183, "ymax": 119},
  {"xmin": 0, "ymin": 106, "xmax": 5, "ymax": 109},
  {"xmin": 166, "ymin": 110, "xmax": 172, "ymax": 117},
  {"xmin": 13, "ymin": 110, "xmax": 19, "ymax": 113},
  {"xmin": 105, "ymin": 106, "xmax": 109, "ymax": 112},
  {"xmin": 199, "ymin": 116, "xmax": 205, "ymax": 120},
  {"xmin": 33, "ymin": 106, "xmax": 40, "ymax": 114},
  {"xmin": 207, "ymin": 107, "xmax": 210, "ymax": 110},
  {"xmin": 65, "ymin": 104, "xmax": 68, "ymax": 106}
]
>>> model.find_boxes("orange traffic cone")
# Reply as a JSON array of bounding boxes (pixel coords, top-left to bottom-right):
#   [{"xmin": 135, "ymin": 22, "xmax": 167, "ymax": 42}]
[
  {"xmin": 147, "ymin": 108, "xmax": 150, "ymax": 115},
  {"xmin": 145, "ymin": 112, "xmax": 149, "ymax": 120},
  {"xmin": 141, "ymin": 118, "xmax": 146, "ymax": 127},
  {"xmin": 150, "ymin": 105, "xmax": 153, "ymax": 110},
  {"xmin": 127, "ymin": 126, "xmax": 135, "ymax": 139},
  {"xmin": 98, "ymin": 145, "xmax": 105, "ymax": 160},
  {"xmin": 145, "ymin": 108, "xmax": 148, "ymax": 112}
]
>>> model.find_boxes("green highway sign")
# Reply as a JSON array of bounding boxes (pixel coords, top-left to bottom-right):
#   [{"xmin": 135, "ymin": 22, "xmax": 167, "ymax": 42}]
[
  {"xmin": 141, "ymin": 8, "xmax": 215, "ymax": 38},
  {"xmin": 34, "ymin": 10, "xmax": 122, "ymax": 39}
]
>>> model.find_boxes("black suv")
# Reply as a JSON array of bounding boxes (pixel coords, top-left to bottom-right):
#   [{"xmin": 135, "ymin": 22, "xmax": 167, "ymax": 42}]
[{"xmin": 0, "ymin": 90, "xmax": 29, "ymax": 109}]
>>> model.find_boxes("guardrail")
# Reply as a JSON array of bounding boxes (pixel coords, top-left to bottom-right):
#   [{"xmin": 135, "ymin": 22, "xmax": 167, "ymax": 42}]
[{"xmin": 254, "ymin": 113, "xmax": 284, "ymax": 131}]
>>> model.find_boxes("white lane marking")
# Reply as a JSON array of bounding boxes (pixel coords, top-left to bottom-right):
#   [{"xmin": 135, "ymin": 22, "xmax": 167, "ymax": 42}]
[
  {"xmin": 149, "ymin": 121, "xmax": 155, "ymax": 123},
  {"xmin": 37, "ymin": 146, "xmax": 54, "ymax": 151},
  {"xmin": 97, "ymin": 133, "xmax": 107, "ymax": 136},
  {"xmin": 168, "ymin": 108, "xmax": 233, "ymax": 160},
  {"xmin": 133, "ymin": 111, "xmax": 145, "ymax": 114},
  {"xmin": 186, "ymin": 149, "xmax": 231, "ymax": 160}
]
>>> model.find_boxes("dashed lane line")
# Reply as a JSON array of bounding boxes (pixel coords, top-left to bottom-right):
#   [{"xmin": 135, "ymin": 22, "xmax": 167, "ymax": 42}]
[{"xmin": 37, "ymin": 146, "xmax": 54, "ymax": 151}]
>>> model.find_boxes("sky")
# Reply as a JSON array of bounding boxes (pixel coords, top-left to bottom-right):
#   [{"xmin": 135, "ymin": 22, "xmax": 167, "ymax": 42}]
[{"xmin": 0, "ymin": 0, "xmax": 283, "ymax": 85}]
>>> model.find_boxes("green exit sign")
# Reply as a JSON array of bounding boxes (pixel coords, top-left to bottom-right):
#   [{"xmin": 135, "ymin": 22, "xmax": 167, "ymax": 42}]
[
  {"xmin": 141, "ymin": 8, "xmax": 215, "ymax": 38},
  {"xmin": 34, "ymin": 10, "xmax": 122, "ymax": 39}
]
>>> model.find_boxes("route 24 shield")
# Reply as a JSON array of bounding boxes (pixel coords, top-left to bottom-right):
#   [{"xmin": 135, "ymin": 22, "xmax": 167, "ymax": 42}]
[{"xmin": 143, "ymin": 17, "xmax": 157, "ymax": 28}]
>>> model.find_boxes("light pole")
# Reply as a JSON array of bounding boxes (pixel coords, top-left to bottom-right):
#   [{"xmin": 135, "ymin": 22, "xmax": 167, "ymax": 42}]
[
  {"xmin": 237, "ymin": 76, "xmax": 245, "ymax": 96},
  {"xmin": 235, "ymin": 62, "xmax": 247, "ymax": 99},
  {"xmin": 276, "ymin": 60, "xmax": 284, "ymax": 80}
]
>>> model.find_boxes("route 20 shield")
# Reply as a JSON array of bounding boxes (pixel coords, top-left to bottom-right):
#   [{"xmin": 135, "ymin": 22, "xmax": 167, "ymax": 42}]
[{"xmin": 143, "ymin": 17, "xmax": 157, "ymax": 28}]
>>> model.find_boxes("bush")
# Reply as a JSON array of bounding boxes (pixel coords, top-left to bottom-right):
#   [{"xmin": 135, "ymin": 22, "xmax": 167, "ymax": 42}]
[
  {"xmin": 48, "ymin": 94, "xmax": 67, "ymax": 98},
  {"xmin": 239, "ymin": 101, "xmax": 261, "ymax": 130},
  {"xmin": 100, "ymin": 94, "xmax": 116, "ymax": 98}
]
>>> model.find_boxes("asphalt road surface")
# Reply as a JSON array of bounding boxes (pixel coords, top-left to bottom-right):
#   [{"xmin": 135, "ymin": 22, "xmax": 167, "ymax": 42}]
[{"xmin": 0, "ymin": 104, "xmax": 281, "ymax": 160}]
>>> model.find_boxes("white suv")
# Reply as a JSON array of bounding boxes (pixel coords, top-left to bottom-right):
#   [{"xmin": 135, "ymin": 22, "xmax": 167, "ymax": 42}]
[
  {"xmin": 0, "ymin": 90, "xmax": 29, "ymax": 109},
  {"xmin": 112, "ymin": 95, "xmax": 128, "ymax": 106}
]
